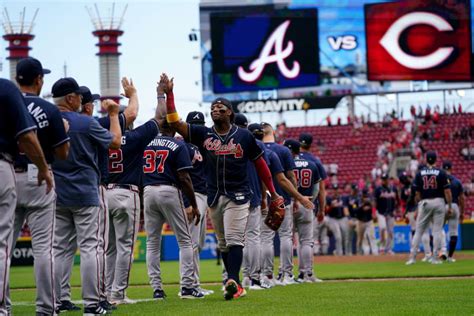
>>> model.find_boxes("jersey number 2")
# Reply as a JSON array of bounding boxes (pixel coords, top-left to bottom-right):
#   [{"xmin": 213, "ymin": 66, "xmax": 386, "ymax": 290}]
[
  {"xmin": 143, "ymin": 150, "xmax": 169, "ymax": 173},
  {"xmin": 109, "ymin": 149, "xmax": 123, "ymax": 173},
  {"xmin": 422, "ymin": 175, "xmax": 437, "ymax": 190}
]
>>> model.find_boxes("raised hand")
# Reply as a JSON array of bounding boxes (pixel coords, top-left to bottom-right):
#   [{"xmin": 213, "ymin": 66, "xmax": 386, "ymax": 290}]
[{"xmin": 121, "ymin": 77, "xmax": 136, "ymax": 98}]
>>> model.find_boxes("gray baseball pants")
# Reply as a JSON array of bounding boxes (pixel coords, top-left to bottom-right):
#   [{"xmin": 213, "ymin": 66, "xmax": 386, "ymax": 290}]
[
  {"xmin": 144, "ymin": 185, "xmax": 194, "ymax": 290},
  {"xmin": 242, "ymin": 206, "xmax": 262, "ymax": 280},
  {"xmin": 105, "ymin": 187, "xmax": 140, "ymax": 300},
  {"xmin": 327, "ymin": 217, "xmax": 350, "ymax": 255},
  {"xmin": 261, "ymin": 203, "xmax": 293, "ymax": 277},
  {"xmin": 54, "ymin": 205, "xmax": 100, "ymax": 308},
  {"xmin": 0, "ymin": 160, "xmax": 16, "ymax": 316},
  {"xmin": 377, "ymin": 212, "xmax": 395, "ymax": 252},
  {"xmin": 313, "ymin": 216, "xmax": 329, "ymax": 255},
  {"xmin": 409, "ymin": 198, "xmax": 446, "ymax": 259},
  {"xmin": 6, "ymin": 172, "xmax": 56, "ymax": 315},
  {"xmin": 356, "ymin": 220, "xmax": 378, "ymax": 255},
  {"xmin": 447, "ymin": 204, "xmax": 460, "ymax": 237},
  {"xmin": 189, "ymin": 192, "xmax": 208, "ymax": 288},
  {"xmin": 294, "ymin": 204, "xmax": 314, "ymax": 275}
]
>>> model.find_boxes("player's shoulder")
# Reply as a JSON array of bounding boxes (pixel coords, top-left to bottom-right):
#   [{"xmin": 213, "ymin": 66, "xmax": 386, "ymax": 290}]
[{"xmin": 0, "ymin": 78, "xmax": 18, "ymax": 93}]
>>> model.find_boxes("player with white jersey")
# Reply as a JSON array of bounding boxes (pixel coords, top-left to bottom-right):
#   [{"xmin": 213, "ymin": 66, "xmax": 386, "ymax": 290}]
[
  {"xmin": 143, "ymin": 118, "xmax": 202, "ymax": 300},
  {"xmin": 284, "ymin": 139, "xmax": 322, "ymax": 283}
]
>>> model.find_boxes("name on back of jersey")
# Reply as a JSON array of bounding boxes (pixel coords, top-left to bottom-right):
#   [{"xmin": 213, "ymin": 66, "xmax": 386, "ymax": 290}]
[
  {"xmin": 421, "ymin": 169, "xmax": 440, "ymax": 176},
  {"xmin": 295, "ymin": 160, "xmax": 309, "ymax": 168},
  {"xmin": 148, "ymin": 138, "xmax": 179, "ymax": 151},
  {"xmin": 27, "ymin": 102, "xmax": 49, "ymax": 128}
]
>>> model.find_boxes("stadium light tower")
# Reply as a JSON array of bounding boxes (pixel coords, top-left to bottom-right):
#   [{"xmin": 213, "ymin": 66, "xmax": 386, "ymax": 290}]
[
  {"xmin": 2, "ymin": 7, "xmax": 39, "ymax": 80},
  {"xmin": 86, "ymin": 3, "xmax": 127, "ymax": 106}
]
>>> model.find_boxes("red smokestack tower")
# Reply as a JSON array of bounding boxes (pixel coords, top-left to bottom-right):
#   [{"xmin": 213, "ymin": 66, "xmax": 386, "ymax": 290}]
[
  {"xmin": 87, "ymin": 4, "xmax": 127, "ymax": 108},
  {"xmin": 2, "ymin": 8, "xmax": 39, "ymax": 80}
]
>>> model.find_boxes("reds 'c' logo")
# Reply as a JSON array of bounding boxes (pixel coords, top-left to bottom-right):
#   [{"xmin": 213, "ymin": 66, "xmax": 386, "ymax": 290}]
[
  {"xmin": 203, "ymin": 138, "xmax": 243, "ymax": 158},
  {"xmin": 380, "ymin": 12, "xmax": 454, "ymax": 70},
  {"xmin": 237, "ymin": 20, "xmax": 300, "ymax": 82}
]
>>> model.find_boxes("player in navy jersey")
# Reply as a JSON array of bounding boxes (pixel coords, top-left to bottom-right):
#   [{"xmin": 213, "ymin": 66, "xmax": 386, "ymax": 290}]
[
  {"xmin": 326, "ymin": 184, "xmax": 350, "ymax": 255},
  {"xmin": 442, "ymin": 161, "xmax": 465, "ymax": 262},
  {"xmin": 374, "ymin": 174, "xmax": 398, "ymax": 254},
  {"xmin": 399, "ymin": 172, "xmax": 417, "ymax": 237},
  {"xmin": 183, "ymin": 111, "xmax": 214, "ymax": 296},
  {"xmin": 406, "ymin": 151, "xmax": 452, "ymax": 265},
  {"xmin": 104, "ymin": 84, "xmax": 160, "ymax": 305},
  {"xmin": 355, "ymin": 189, "xmax": 378, "ymax": 255},
  {"xmin": 143, "ymin": 118, "xmax": 202, "ymax": 300},
  {"xmin": 6, "ymin": 58, "xmax": 70, "ymax": 316},
  {"xmin": 284, "ymin": 139, "xmax": 323, "ymax": 283},
  {"xmin": 162, "ymin": 73, "xmax": 283, "ymax": 300}
]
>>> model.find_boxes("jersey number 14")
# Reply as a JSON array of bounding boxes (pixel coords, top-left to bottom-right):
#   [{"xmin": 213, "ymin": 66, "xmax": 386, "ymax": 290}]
[{"xmin": 422, "ymin": 175, "xmax": 437, "ymax": 190}]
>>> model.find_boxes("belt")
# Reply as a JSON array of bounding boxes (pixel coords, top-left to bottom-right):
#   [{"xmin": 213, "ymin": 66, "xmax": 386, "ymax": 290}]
[{"xmin": 106, "ymin": 183, "xmax": 140, "ymax": 193}]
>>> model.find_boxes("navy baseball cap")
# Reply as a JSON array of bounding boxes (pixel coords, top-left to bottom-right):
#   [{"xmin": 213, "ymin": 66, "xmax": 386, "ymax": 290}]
[
  {"xmin": 52, "ymin": 77, "xmax": 88, "ymax": 98},
  {"xmin": 442, "ymin": 160, "xmax": 452, "ymax": 170},
  {"xmin": 211, "ymin": 97, "xmax": 234, "ymax": 121},
  {"xmin": 80, "ymin": 86, "xmax": 101, "ymax": 105},
  {"xmin": 351, "ymin": 183, "xmax": 358, "ymax": 190},
  {"xmin": 248, "ymin": 123, "xmax": 264, "ymax": 140},
  {"xmin": 299, "ymin": 133, "xmax": 313, "ymax": 146},
  {"xmin": 186, "ymin": 111, "xmax": 205, "ymax": 125},
  {"xmin": 16, "ymin": 57, "xmax": 51, "ymax": 81},
  {"xmin": 283, "ymin": 139, "xmax": 300, "ymax": 153},
  {"xmin": 234, "ymin": 113, "xmax": 248, "ymax": 128},
  {"xmin": 426, "ymin": 151, "xmax": 437, "ymax": 165},
  {"xmin": 381, "ymin": 173, "xmax": 389, "ymax": 180}
]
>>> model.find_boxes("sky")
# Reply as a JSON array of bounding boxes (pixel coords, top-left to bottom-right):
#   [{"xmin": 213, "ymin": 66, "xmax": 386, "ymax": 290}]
[{"xmin": 0, "ymin": 0, "xmax": 204, "ymax": 126}]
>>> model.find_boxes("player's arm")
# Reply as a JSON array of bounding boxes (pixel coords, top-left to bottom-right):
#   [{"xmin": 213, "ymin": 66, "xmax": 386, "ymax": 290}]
[
  {"xmin": 161, "ymin": 74, "xmax": 189, "ymax": 139},
  {"xmin": 254, "ymin": 156, "xmax": 280, "ymax": 202},
  {"xmin": 318, "ymin": 181, "xmax": 326, "ymax": 214},
  {"xmin": 103, "ymin": 99, "xmax": 122, "ymax": 149},
  {"xmin": 52, "ymin": 112, "xmax": 70, "ymax": 160},
  {"xmin": 459, "ymin": 191, "xmax": 465, "ymax": 223},
  {"xmin": 121, "ymin": 77, "xmax": 139, "ymax": 127},
  {"xmin": 155, "ymin": 77, "xmax": 166, "ymax": 120},
  {"xmin": 177, "ymin": 169, "xmax": 200, "ymax": 225},
  {"xmin": 275, "ymin": 172, "xmax": 314, "ymax": 209},
  {"xmin": 54, "ymin": 142, "xmax": 70, "ymax": 160},
  {"xmin": 444, "ymin": 188, "xmax": 452, "ymax": 215}
]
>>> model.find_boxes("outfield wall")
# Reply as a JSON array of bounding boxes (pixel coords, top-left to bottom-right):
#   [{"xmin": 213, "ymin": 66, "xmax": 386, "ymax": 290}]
[{"xmin": 11, "ymin": 221, "xmax": 473, "ymax": 266}]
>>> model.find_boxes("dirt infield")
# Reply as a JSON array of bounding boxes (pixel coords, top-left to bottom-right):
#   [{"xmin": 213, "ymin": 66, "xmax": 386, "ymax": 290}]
[{"xmin": 313, "ymin": 253, "xmax": 474, "ymax": 264}]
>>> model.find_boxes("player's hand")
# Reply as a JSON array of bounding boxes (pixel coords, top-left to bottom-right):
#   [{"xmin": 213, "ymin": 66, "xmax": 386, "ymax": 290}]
[
  {"xmin": 121, "ymin": 77, "xmax": 136, "ymax": 98},
  {"xmin": 162, "ymin": 73, "xmax": 174, "ymax": 94},
  {"xmin": 37, "ymin": 168, "xmax": 54, "ymax": 194},
  {"xmin": 189, "ymin": 206, "xmax": 201, "ymax": 225},
  {"xmin": 261, "ymin": 198, "xmax": 267, "ymax": 211},
  {"xmin": 316, "ymin": 210, "xmax": 324, "ymax": 223},
  {"xmin": 157, "ymin": 74, "xmax": 167, "ymax": 95},
  {"xmin": 299, "ymin": 196, "xmax": 314, "ymax": 210},
  {"xmin": 62, "ymin": 118, "xmax": 70, "ymax": 133},
  {"xmin": 104, "ymin": 99, "xmax": 120, "ymax": 116},
  {"xmin": 447, "ymin": 207, "xmax": 453, "ymax": 218}
]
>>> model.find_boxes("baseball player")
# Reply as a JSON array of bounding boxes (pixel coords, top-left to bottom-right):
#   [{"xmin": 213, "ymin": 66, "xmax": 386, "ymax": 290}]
[
  {"xmin": 441, "ymin": 161, "xmax": 465, "ymax": 262},
  {"xmin": 59, "ymin": 78, "xmax": 136, "ymax": 312},
  {"xmin": 374, "ymin": 174, "xmax": 398, "ymax": 254},
  {"xmin": 313, "ymin": 213, "xmax": 330, "ymax": 255},
  {"xmin": 342, "ymin": 184, "xmax": 361, "ymax": 255},
  {"xmin": 284, "ymin": 139, "xmax": 322, "ymax": 283},
  {"xmin": 400, "ymin": 172, "xmax": 417, "ymax": 237},
  {"xmin": 355, "ymin": 189, "xmax": 378, "ymax": 255},
  {"xmin": 6, "ymin": 58, "xmax": 70, "ymax": 316},
  {"xmin": 51, "ymin": 77, "xmax": 122, "ymax": 315},
  {"xmin": 326, "ymin": 184, "xmax": 350, "ymax": 255},
  {"xmin": 143, "ymin": 118, "xmax": 202, "ymax": 299},
  {"xmin": 162, "ymin": 74, "xmax": 284, "ymax": 300},
  {"xmin": 105, "ymin": 84, "xmax": 160, "ymax": 305},
  {"xmin": 406, "ymin": 151, "xmax": 452, "ymax": 265},
  {"xmin": 261, "ymin": 123, "xmax": 314, "ymax": 285},
  {"xmin": 0, "ymin": 78, "xmax": 53, "ymax": 315},
  {"xmin": 183, "ymin": 111, "xmax": 214, "ymax": 295}
]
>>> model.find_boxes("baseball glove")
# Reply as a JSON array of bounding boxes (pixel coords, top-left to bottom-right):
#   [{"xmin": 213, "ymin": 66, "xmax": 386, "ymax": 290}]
[{"xmin": 264, "ymin": 196, "xmax": 285, "ymax": 231}]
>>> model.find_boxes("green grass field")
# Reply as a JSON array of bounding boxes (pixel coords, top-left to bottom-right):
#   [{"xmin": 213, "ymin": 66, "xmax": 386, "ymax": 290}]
[{"xmin": 9, "ymin": 253, "xmax": 474, "ymax": 315}]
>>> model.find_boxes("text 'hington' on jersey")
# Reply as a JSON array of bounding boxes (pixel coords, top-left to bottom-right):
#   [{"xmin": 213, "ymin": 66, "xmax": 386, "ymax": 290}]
[{"xmin": 147, "ymin": 138, "xmax": 179, "ymax": 151}]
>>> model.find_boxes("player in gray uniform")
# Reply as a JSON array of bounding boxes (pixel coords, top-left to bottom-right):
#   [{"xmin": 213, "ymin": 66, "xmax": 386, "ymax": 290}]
[
  {"xmin": 0, "ymin": 78, "xmax": 53, "ymax": 316},
  {"xmin": 442, "ymin": 161, "xmax": 465, "ymax": 262},
  {"xmin": 143, "ymin": 119, "xmax": 202, "ymax": 299},
  {"xmin": 406, "ymin": 152, "xmax": 452, "ymax": 265},
  {"xmin": 51, "ymin": 77, "xmax": 122, "ymax": 315},
  {"xmin": 284, "ymin": 139, "xmax": 322, "ymax": 283},
  {"xmin": 183, "ymin": 111, "xmax": 213, "ymax": 296},
  {"xmin": 6, "ymin": 58, "xmax": 70, "ymax": 316}
]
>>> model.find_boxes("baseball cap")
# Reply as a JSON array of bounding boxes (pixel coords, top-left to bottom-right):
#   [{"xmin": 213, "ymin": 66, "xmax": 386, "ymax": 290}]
[
  {"xmin": 283, "ymin": 139, "xmax": 300, "ymax": 153},
  {"xmin": 351, "ymin": 183, "xmax": 358, "ymax": 190},
  {"xmin": 381, "ymin": 173, "xmax": 389, "ymax": 180},
  {"xmin": 426, "ymin": 151, "xmax": 437, "ymax": 165},
  {"xmin": 248, "ymin": 123, "xmax": 264, "ymax": 140},
  {"xmin": 234, "ymin": 113, "xmax": 248, "ymax": 128},
  {"xmin": 186, "ymin": 111, "xmax": 205, "ymax": 125},
  {"xmin": 52, "ymin": 77, "xmax": 88, "ymax": 98},
  {"xmin": 80, "ymin": 86, "xmax": 101, "ymax": 105},
  {"xmin": 332, "ymin": 184, "xmax": 339, "ymax": 190},
  {"xmin": 16, "ymin": 57, "xmax": 51, "ymax": 81},
  {"xmin": 442, "ymin": 160, "xmax": 452, "ymax": 170},
  {"xmin": 299, "ymin": 133, "xmax": 313, "ymax": 146},
  {"xmin": 211, "ymin": 97, "xmax": 234, "ymax": 122}
]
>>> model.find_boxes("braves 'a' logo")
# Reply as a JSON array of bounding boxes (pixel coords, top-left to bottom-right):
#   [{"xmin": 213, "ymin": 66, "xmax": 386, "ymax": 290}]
[
  {"xmin": 203, "ymin": 138, "xmax": 243, "ymax": 158},
  {"xmin": 237, "ymin": 20, "xmax": 300, "ymax": 83}
]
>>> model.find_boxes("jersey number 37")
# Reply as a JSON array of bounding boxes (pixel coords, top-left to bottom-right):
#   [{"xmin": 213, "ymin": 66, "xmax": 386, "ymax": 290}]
[{"xmin": 143, "ymin": 150, "xmax": 169, "ymax": 173}]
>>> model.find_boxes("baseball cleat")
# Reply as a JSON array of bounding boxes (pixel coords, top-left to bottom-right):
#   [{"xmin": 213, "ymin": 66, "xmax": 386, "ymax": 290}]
[
  {"xmin": 282, "ymin": 275, "xmax": 298, "ymax": 285},
  {"xmin": 261, "ymin": 275, "xmax": 275, "ymax": 288},
  {"xmin": 99, "ymin": 300, "xmax": 116, "ymax": 311},
  {"xmin": 305, "ymin": 275, "xmax": 323, "ymax": 283},
  {"xmin": 405, "ymin": 258, "xmax": 416, "ymax": 265},
  {"xmin": 83, "ymin": 304, "xmax": 108, "ymax": 315},
  {"xmin": 153, "ymin": 289, "xmax": 167, "ymax": 300},
  {"xmin": 180, "ymin": 287, "xmax": 205, "ymax": 299},
  {"xmin": 198, "ymin": 288, "xmax": 214, "ymax": 295},
  {"xmin": 421, "ymin": 255, "xmax": 432, "ymax": 263},
  {"xmin": 295, "ymin": 273, "xmax": 305, "ymax": 283},
  {"xmin": 431, "ymin": 258, "xmax": 443, "ymax": 265},
  {"xmin": 249, "ymin": 278, "xmax": 271, "ymax": 290},
  {"xmin": 233, "ymin": 284, "xmax": 247, "ymax": 299},
  {"xmin": 242, "ymin": 276, "xmax": 251, "ymax": 288},
  {"xmin": 447, "ymin": 257, "xmax": 456, "ymax": 263},
  {"xmin": 110, "ymin": 296, "xmax": 137, "ymax": 305},
  {"xmin": 58, "ymin": 300, "xmax": 81, "ymax": 312},
  {"xmin": 224, "ymin": 279, "xmax": 239, "ymax": 300}
]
